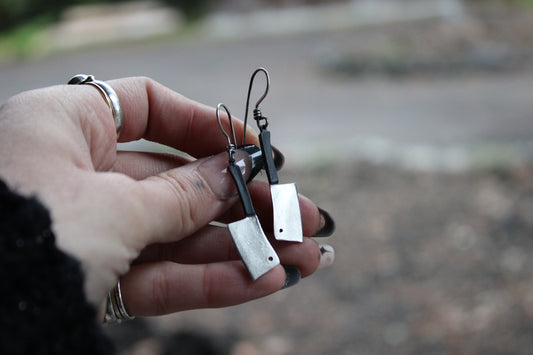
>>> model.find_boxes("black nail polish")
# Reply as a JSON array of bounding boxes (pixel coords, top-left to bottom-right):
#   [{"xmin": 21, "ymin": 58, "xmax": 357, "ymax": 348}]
[
  {"xmin": 313, "ymin": 208, "xmax": 336, "ymax": 238},
  {"xmin": 281, "ymin": 265, "xmax": 301, "ymax": 290},
  {"xmin": 239, "ymin": 144, "xmax": 264, "ymax": 182},
  {"xmin": 272, "ymin": 145, "xmax": 285, "ymax": 171}
]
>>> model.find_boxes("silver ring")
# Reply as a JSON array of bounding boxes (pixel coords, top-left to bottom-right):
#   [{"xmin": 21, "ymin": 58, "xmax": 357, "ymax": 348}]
[
  {"xmin": 68, "ymin": 74, "xmax": 123, "ymax": 137},
  {"xmin": 104, "ymin": 280, "xmax": 135, "ymax": 324}
]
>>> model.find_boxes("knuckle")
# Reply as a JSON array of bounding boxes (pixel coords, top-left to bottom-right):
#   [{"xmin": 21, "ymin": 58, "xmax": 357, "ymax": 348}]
[
  {"xmin": 151, "ymin": 263, "xmax": 172, "ymax": 315},
  {"xmin": 154, "ymin": 172, "xmax": 198, "ymax": 233},
  {"xmin": 201, "ymin": 264, "xmax": 215, "ymax": 306}
]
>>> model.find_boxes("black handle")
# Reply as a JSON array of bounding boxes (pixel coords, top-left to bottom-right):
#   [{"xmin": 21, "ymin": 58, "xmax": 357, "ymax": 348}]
[
  {"xmin": 228, "ymin": 163, "xmax": 256, "ymax": 217},
  {"xmin": 258, "ymin": 130, "xmax": 279, "ymax": 185}
]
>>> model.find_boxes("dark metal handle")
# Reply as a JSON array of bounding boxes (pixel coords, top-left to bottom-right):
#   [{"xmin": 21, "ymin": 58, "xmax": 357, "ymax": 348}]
[
  {"xmin": 228, "ymin": 163, "xmax": 256, "ymax": 217},
  {"xmin": 258, "ymin": 130, "xmax": 279, "ymax": 185}
]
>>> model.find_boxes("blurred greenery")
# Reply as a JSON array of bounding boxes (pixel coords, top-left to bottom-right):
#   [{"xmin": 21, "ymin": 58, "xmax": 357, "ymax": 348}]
[
  {"xmin": 0, "ymin": 14, "xmax": 52, "ymax": 60},
  {"xmin": 0, "ymin": 0, "xmax": 210, "ymax": 60},
  {"xmin": 163, "ymin": 0, "xmax": 210, "ymax": 21},
  {"xmin": 0, "ymin": 0, "xmax": 210, "ymax": 34},
  {"xmin": 0, "ymin": 0, "xmax": 531, "ymax": 60},
  {"xmin": 2, "ymin": 0, "xmax": 532, "ymax": 36},
  {"xmin": 0, "ymin": 0, "xmax": 56, "ymax": 33}
]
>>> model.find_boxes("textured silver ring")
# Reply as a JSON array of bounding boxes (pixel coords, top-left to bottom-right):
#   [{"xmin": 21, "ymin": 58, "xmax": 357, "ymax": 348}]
[
  {"xmin": 104, "ymin": 280, "xmax": 135, "ymax": 324},
  {"xmin": 68, "ymin": 74, "xmax": 123, "ymax": 137}
]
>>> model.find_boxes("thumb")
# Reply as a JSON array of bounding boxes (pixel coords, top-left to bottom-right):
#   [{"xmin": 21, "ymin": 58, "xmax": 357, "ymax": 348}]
[{"xmin": 136, "ymin": 149, "xmax": 252, "ymax": 244}]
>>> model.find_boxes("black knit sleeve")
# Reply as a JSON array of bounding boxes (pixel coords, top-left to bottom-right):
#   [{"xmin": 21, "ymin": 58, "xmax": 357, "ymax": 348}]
[{"xmin": 0, "ymin": 179, "xmax": 115, "ymax": 355}]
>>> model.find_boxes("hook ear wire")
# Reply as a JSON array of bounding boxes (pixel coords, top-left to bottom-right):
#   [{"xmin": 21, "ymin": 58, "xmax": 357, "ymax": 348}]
[
  {"xmin": 216, "ymin": 103, "xmax": 237, "ymax": 159},
  {"xmin": 242, "ymin": 67, "xmax": 270, "ymax": 145},
  {"xmin": 252, "ymin": 67, "xmax": 270, "ymax": 109}
]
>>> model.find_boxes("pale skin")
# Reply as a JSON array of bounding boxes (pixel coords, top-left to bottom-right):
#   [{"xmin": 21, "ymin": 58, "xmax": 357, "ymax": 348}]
[{"xmin": 0, "ymin": 77, "xmax": 326, "ymax": 319}]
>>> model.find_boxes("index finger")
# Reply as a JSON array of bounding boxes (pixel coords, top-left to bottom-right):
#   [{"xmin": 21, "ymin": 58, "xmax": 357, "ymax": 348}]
[{"xmin": 109, "ymin": 77, "xmax": 259, "ymax": 157}]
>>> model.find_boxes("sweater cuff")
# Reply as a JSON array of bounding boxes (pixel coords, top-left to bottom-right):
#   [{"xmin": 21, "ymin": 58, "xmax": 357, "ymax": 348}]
[{"xmin": 0, "ymin": 179, "xmax": 115, "ymax": 354}]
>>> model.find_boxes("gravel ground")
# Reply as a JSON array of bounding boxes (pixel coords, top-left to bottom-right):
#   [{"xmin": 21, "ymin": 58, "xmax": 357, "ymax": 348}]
[{"xmin": 105, "ymin": 159, "xmax": 533, "ymax": 355}]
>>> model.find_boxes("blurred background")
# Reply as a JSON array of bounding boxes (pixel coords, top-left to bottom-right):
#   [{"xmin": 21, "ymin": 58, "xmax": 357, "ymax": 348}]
[{"xmin": 1, "ymin": 0, "xmax": 533, "ymax": 354}]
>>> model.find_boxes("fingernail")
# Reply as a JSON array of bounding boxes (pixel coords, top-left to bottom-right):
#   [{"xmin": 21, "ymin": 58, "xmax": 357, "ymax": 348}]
[
  {"xmin": 272, "ymin": 145, "xmax": 285, "ymax": 171},
  {"xmin": 313, "ymin": 207, "xmax": 336, "ymax": 238},
  {"xmin": 318, "ymin": 244, "xmax": 335, "ymax": 269},
  {"xmin": 239, "ymin": 144, "xmax": 264, "ymax": 182},
  {"xmin": 197, "ymin": 150, "xmax": 252, "ymax": 200},
  {"xmin": 281, "ymin": 265, "xmax": 301, "ymax": 289}
]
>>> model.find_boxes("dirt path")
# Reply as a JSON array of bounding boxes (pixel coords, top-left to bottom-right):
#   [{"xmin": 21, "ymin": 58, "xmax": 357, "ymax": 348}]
[{"xmin": 105, "ymin": 160, "xmax": 533, "ymax": 354}]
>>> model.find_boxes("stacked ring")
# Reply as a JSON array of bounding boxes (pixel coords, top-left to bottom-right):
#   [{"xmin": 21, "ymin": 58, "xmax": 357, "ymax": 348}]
[
  {"xmin": 68, "ymin": 74, "xmax": 123, "ymax": 137},
  {"xmin": 104, "ymin": 280, "xmax": 135, "ymax": 324}
]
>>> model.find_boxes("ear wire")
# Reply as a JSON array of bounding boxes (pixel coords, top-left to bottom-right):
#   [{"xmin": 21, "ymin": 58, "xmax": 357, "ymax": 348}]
[{"xmin": 242, "ymin": 67, "xmax": 270, "ymax": 145}]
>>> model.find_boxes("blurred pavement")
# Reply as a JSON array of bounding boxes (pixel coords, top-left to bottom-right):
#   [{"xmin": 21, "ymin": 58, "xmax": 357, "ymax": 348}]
[{"xmin": 0, "ymin": 0, "xmax": 532, "ymax": 171}]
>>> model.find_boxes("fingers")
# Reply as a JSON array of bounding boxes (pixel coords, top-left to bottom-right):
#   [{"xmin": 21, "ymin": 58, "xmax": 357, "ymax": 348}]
[
  {"xmin": 114, "ymin": 149, "xmax": 321, "ymax": 251},
  {"xmin": 108, "ymin": 77, "xmax": 259, "ymax": 157},
  {"xmin": 120, "ymin": 261, "xmax": 286, "ymax": 316},
  {"xmin": 134, "ymin": 225, "xmax": 322, "ymax": 277},
  {"xmin": 134, "ymin": 149, "xmax": 254, "ymax": 245},
  {"xmin": 134, "ymin": 225, "xmax": 231, "ymax": 265},
  {"xmin": 121, "ymin": 227, "xmax": 322, "ymax": 317},
  {"xmin": 113, "ymin": 151, "xmax": 192, "ymax": 180}
]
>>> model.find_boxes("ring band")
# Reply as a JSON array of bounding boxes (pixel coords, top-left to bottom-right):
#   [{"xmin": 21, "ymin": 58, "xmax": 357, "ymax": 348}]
[
  {"xmin": 68, "ymin": 74, "xmax": 123, "ymax": 137},
  {"xmin": 104, "ymin": 280, "xmax": 135, "ymax": 324}
]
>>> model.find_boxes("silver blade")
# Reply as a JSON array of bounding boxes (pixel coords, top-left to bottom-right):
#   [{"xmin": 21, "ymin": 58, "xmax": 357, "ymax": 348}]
[
  {"xmin": 228, "ymin": 215, "xmax": 280, "ymax": 280},
  {"xmin": 271, "ymin": 183, "xmax": 303, "ymax": 242}
]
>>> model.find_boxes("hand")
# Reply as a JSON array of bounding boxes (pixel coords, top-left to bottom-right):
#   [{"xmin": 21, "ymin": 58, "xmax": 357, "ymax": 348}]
[{"xmin": 0, "ymin": 77, "xmax": 330, "ymax": 318}]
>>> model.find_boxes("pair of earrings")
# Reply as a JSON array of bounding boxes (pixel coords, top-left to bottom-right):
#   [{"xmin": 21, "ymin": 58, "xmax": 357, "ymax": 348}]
[{"xmin": 216, "ymin": 68, "xmax": 303, "ymax": 280}]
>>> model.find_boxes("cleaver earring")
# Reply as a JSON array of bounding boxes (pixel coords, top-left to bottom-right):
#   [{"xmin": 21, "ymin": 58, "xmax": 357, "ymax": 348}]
[
  {"xmin": 216, "ymin": 103, "xmax": 280, "ymax": 280},
  {"xmin": 245, "ymin": 68, "xmax": 304, "ymax": 243}
]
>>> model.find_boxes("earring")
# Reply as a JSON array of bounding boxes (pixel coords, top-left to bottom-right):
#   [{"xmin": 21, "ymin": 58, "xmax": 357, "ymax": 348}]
[
  {"xmin": 244, "ymin": 68, "xmax": 303, "ymax": 243},
  {"xmin": 216, "ymin": 103, "xmax": 280, "ymax": 280}
]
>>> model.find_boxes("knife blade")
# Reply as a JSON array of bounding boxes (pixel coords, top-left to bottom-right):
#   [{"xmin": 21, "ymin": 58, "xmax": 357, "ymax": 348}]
[
  {"xmin": 259, "ymin": 130, "xmax": 303, "ymax": 243},
  {"xmin": 227, "ymin": 163, "xmax": 280, "ymax": 280}
]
